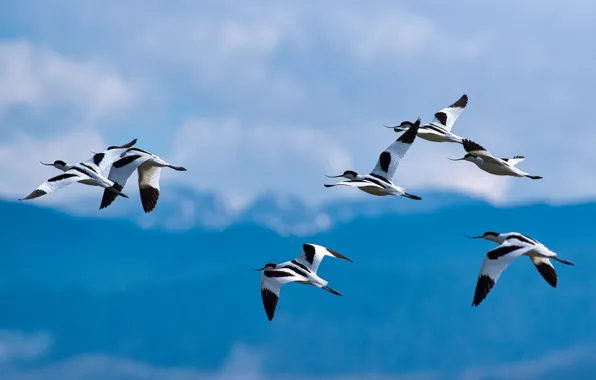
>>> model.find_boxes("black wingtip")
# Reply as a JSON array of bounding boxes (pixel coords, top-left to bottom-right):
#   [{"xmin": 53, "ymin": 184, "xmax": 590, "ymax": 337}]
[
  {"xmin": 120, "ymin": 138, "xmax": 137, "ymax": 149},
  {"xmin": 140, "ymin": 186, "xmax": 160, "ymax": 213},
  {"xmin": 472, "ymin": 275, "xmax": 495, "ymax": 308},
  {"xmin": 526, "ymin": 175, "xmax": 543, "ymax": 180},
  {"xmin": 396, "ymin": 120, "xmax": 420, "ymax": 144},
  {"xmin": 450, "ymin": 94, "xmax": 468, "ymax": 109},
  {"xmin": 99, "ymin": 183, "xmax": 122, "ymax": 210},
  {"xmin": 462, "ymin": 139, "xmax": 487, "ymax": 153}
]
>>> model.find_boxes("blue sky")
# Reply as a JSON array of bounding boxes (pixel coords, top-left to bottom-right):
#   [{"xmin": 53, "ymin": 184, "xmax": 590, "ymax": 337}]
[{"xmin": 2, "ymin": 0, "xmax": 596, "ymax": 210}]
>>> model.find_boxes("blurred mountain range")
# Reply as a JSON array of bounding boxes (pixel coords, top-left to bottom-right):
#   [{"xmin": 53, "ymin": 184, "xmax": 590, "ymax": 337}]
[
  {"xmin": 0, "ymin": 196, "xmax": 595, "ymax": 378},
  {"xmin": 49, "ymin": 183, "xmax": 485, "ymax": 236}
]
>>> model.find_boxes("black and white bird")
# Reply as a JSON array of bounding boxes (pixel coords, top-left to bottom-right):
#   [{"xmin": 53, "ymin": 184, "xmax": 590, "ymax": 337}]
[
  {"xmin": 99, "ymin": 147, "xmax": 187, "ymax": 213},
  {"xmin": 253, "ymin": 243, "xmax": 353, "ymax": 322},
  {"xmin": 450, "ymin": 139, "xmax": 542, "ymax": 179},
  {"xmin": 44, "ymin": 138, "xmax": 138, "ymax": 177},
  {"xmin": 20, "ymin": 161, "xmax": 130, "ymax": 201},
  {"xmin": 385, "ymin": 94, "xmax": 468, "ymax": 143},
  {"xmin": 21, "ymin": 139, "xmax": 139, "ymax": 201},
  {"xmin": 324, "ymin": 118, "xmax": 422, "ymax": 199},
  {"xmin": 466, "ymin": 231, "xmax": 574, "ymax": 307}
]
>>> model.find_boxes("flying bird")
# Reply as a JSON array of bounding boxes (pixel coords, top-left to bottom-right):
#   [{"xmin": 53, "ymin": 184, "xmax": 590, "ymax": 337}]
[
  {"xmin": 20, "ymin": 162, "xmax": 129, "ymax": 201},
  {"xmin": 466, "ymin": 231, "xmax": 574, "ymax": 307},
  {"xmin": 44, "ymin": 138, "xmax": 138, "ymax": 177},
  {"xmin": 325, "ymin": 118, "xmax": 422, "ymax": 199},
  {"xmin": 99, "ymin": 147, "xmax": 187, "ymax": 213},
  {"xmin": 254, "ymin": 243, "xmax": 353, "ymax": 322},
  {"xmin": 385, "ymin": 94, "xmax": 468, "ymax": 144},
  {"xmin": 449, "ymin": 139, "xmax": 542, "ymax": 179}
]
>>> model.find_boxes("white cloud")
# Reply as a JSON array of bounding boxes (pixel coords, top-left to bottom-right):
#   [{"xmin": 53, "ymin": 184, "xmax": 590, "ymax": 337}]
[
  {"xmin": 460, "ymin": 346, "xmax": 596, "ymax": 380},
  {"xmin": 169, "ymin": 118, "xmax": 353, "ymax": 205},
  {"xmin": 0, "ymin": 330, "xmax": 51, "ymax": 364},
  {"xmin": 0, "ymin": 41, "xmax": 135, "ymax": 122},
  {"xmin": 321, "ymin": 6, "xmax": 487, "ymax": 64}
]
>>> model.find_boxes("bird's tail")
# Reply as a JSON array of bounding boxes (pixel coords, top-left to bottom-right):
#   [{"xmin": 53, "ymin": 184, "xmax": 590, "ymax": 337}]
[
  {"xmin": 553, "ymin": 257, "xmax": 574, "ymax": 266},
  {"xmin": 167, "ymin": 164, "xmax": 187, "ymax": 171},
  {"xmin": 525, "ymin": 175, "xmax": 543, "ymax": 180},
  {"xmin": 322, "ymin": 285, "xmax": 342, "ymax": 296},
  {"xmin": 402, "ymin": 192, "xmax": 422, "ymax": 200}
]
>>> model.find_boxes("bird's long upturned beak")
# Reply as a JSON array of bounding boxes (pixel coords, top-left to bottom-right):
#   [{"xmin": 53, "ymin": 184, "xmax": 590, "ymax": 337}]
[
  {"xmin": 448, "ymin": 157, "xmax": 466, "ymax": 161},
  {"xmin": 325, "ymin": 174, "xmax": 344, "ymax": 178},
  {"xmin": 251, "ymin": 267, "xmax": 265, "ymax": 271},
  {"xmin": 39, "ymin": 161, "xmax": 54, "ymax": 166},
  {"xmin": 383, "ymin": 124, "xmax": 397, "ymax": 129},
  {"xmin": 464, "ymin": 234, "xmax": 483, "ymax": 239}
]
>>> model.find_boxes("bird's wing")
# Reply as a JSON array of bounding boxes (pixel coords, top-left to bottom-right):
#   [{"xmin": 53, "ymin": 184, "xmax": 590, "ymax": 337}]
[
  {"xmin": 426, "ymin": 94, "xmax": 468, "ymax": 132},
  {"xmin": 530, "ymin": 257, "xmax": 557, "ymax": 288},
  {"xmin": 462, "ymin": 139, "xmax": 507, "ymax": 166},
  {"xmin": 294, "ymin": 243, "xmax": 353, "ymax": 274},
  {"xmin": 324, "ymin": 179, "xmax": 385, "ymax": 190},
  {"xmin": 261, "ymin": 275, "xmax": 282, "ymax": 322},
  {"xmin": 19, "ymin": 170, "xmax": 87, "ymax": 200},
  {"xmin": 137, "ymin": 162, "xmax": 162, "ymax": 213},
  {"xmin": 84, "ymin": 139, "xmax": 138, "ymax": 176},
  {"xmin": 370, "ymin": 120, "xmax": 420, "ymax": 181},
  {"xmin": 501, "ymin": 155, "xmax": 525, "ymax": 167},
  {"xmin": 472, "ymin": 242, "xmax": 535, "ymax": 307},
  {"xmin": 99, "ymin": 151, "xmax": 152, "ymax": 210}
]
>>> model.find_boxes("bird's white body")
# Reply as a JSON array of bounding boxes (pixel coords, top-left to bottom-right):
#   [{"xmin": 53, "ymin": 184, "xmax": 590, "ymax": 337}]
[
  {"xmin": 464, "ymin": 155, "xmax": 530, "ymax": 177},
  {"xmin": 387, "ymin": 94, "xmax": 468, "ymax": 144},
  {"xmin": 451, "ymin": 139, "xmax": 542, "ymax": 180},
  {"xmin": 328, "ymin": 174, "xmax": 408, "ymax": 197},
  {"xmin": 100, "ymin": 147, "xmax": 187, "ymax": 213},
  {"xmin": 325, "ymin": 119, "xmax": 422, "ymax": 199},
  {"xmin": 256, "ymin": 243, "xmax": 353, "ymax": 321},
  {"xmin": 468, "ymin": 231, "xmax": 574, "ymax": 307},
  {"xmin": 416, "ymin": 129, "xmax": 462, "ymax": 143}
]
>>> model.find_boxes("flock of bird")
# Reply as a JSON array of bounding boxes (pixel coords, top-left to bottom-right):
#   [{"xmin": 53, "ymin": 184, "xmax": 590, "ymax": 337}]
[{"xmin": 19, "ymin": 94, "xmax": 574, "ymax": 322}]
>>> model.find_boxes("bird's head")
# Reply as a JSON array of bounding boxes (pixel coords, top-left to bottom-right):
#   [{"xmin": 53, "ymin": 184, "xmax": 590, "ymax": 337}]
[
  {"xmin": 252, "ymin": 263, "xmax": 277, "ymax": 271},
  {"xmin": 385, "ymin": 120, "xmax": 416, "ymax": 133},
  {"xmin": 40, "ymin": 160, "xmax": 69, "ymax": 171},
  {"xmin": 325, "ymin": 170, "xmax": 358, "ymax": 180},
  {"xmin": 448, "ymin": 153, "xmax": 476, "ymax": 162},
  {"xmin": 464, "ymin": 231, "xmax": 502, "ymax": 243}
]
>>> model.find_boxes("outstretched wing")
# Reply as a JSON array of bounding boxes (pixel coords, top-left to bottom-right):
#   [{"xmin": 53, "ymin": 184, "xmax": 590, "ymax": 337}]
[
  {"xmin": 137, "ymin": 163, "xmax": 161, "ymax": 213},
  {"xmin": 99, "ymin": 151, "xmax": 152, "ymax": 210},
  {"xmin": 261, "ymin": 275, "xmax": 281, "ymax": 322},
  {"xmin": 84, "ymin": 138, "xmax": 138, "ymax": 176},
  {"xmin": 472, "ymin": 242, "xmax": 535, "ymax": 307},
  {"xmin": 462, "ymin": 139, "xmax": 507, "ymax": 166},
  {"xmin": 426, "ymin": 94, "xmax": 468, "ymax": 132},
  {"xmin": 295, "ymin": 243, "xmax": 353, "ymax": 274},
  {"xmin": 370, "ymin": 119, "xmax": 420, "ymax": 181},
  {"xmin": 324, "ymin": 179, "xmax": 385, "ymax": 190},
  {"xmin": 19, "ymin": 170, "xmax": 87, "ymax": 200}
]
